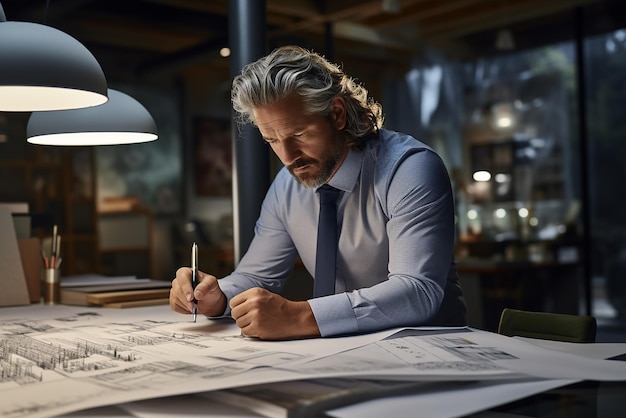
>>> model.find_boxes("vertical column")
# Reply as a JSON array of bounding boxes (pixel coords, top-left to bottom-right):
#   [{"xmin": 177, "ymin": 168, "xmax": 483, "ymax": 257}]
[
  {"xmin": 228, "ymin": 0, "xmax": 270, "ymax": 264},
  {"xmin": 324, "ymin": 22, "xmax": 334, "ymax": 62},
  {"xmin": 574, "ymin": 6, "xmax": 591, "ymax": 316}
]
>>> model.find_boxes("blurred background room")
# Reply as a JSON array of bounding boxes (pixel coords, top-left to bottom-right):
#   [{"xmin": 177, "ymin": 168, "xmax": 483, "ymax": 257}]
[{"xmin": 1, "ymin": 0, "xmax": 625, "ymax": 339}]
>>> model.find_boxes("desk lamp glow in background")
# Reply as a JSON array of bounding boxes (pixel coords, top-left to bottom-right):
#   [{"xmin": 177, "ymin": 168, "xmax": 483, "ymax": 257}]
[
  {"xmin": 27, "ymin": 89, "xmax": 158, "ymax": 146},
  {"xmin": 0, "ymin": 2, "xmax": 108, "ymax": 111}
]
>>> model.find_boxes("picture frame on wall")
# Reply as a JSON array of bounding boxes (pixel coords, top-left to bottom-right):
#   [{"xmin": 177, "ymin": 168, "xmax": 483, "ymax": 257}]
[{"xmin": 194, "ymin": 117, "xmax": 232, "ymax": 197}]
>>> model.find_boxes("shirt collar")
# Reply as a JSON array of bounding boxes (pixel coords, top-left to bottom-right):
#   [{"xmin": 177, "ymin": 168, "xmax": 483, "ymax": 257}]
[{"xmin": 326, "ymin": 148, "xmax": 363, "ymax": 194}]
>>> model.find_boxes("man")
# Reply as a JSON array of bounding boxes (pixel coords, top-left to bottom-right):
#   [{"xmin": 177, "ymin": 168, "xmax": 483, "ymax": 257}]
[{"xmin": 170, "ymin": 45, "xmax": 466, "ymax": 340}]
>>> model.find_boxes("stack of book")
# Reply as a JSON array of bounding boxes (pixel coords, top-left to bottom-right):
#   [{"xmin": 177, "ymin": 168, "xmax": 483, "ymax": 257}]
[{"xmin": 60, "ymin": 275, "xmax": 171, "ymax": 308}]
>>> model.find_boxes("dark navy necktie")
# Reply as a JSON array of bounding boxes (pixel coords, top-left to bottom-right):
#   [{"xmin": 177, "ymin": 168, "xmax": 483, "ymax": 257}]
[{"xmin": 314, "ymin": 185, "xmax": 341, "ymax": 298}]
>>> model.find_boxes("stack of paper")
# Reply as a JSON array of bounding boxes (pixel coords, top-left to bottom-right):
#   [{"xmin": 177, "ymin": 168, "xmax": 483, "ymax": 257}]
[{"xmin": 60, "ymin": 274, "xmax": 171, "ymax": 308}]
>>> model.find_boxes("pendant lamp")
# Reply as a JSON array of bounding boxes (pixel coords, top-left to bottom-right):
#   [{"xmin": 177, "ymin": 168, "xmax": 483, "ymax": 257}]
[
  {"xmin": 0, "ymin": 3, "xmax": 108, "ymax": 111},
  {"xmin": 27, "ymin": 89, "xmax": 158, "ymax": 146}
]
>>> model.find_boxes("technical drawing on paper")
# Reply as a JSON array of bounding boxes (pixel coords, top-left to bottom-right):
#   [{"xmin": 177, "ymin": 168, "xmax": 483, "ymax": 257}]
[
  {"xmin": 0, "ymin": 307, "xmax": 523, "ymax": 418},
  {"xmin": 0, "ymin": 308, "xmax": 312, "ymax": 418},
  {"xmin": 282, "ymin": 328, "xmax": 518, "ymax": 377}
]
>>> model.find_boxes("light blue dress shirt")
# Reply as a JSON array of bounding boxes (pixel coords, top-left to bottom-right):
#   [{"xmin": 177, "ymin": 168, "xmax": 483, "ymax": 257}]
[{"xmin": 217, "ymin": 129, "xmax": 465, "ymax": 336}]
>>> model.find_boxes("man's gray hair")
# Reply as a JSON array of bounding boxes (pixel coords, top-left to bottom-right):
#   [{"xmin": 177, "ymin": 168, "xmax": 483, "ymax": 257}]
[{"xmin": 231, "ymin": 45, "xmax": 383, "ymax": 148}]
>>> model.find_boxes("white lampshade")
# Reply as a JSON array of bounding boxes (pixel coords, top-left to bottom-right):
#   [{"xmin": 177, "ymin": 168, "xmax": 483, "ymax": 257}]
[
  {"xmin": 0, "ymin": 4, "xmax": 108, "ymax": 111},
  {"xmin": 27, "ymin": 89, "xmax": 158, "ymax": 146}
]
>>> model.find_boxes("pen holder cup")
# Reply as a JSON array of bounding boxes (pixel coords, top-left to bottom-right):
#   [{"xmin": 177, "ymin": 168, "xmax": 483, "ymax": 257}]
[{"xmin": 42, "ymin": 268, "xmax": 60, "ymax": 305}]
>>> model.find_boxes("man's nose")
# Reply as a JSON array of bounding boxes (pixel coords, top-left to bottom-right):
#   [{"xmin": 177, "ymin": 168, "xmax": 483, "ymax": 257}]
[{"xmin": 276, "ymin": 141, "xmax": 300, "ymax": 165}]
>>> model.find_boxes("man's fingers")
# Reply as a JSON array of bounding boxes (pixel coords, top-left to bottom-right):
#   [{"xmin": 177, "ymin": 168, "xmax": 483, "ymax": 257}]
[
  {"xmin": 173, "ymin": 267, "xmax": 194, "ymax": 302},
  {"xmin": 192, "ymin": 276, "xmax": 213, "ymax": 300},
  {"xmin": 234, "ymin": 311, "xmax": 255, "ymax": 337},
  {"xmin": 230, "ymin": 287, "xmax": 265, "ymax": 310},
  {"xmin": 174, "ymin": 267, "xmax": 214, "ymax": 304},
  {"xmin": 169, "ymin": 277, "xmax": 191, "ymax": 313},
  {"xmin": 172, "ymin": 300, "xmax": 191, "ymax": 314},
  {"xmin": 171, "ymin": 268, "xmax": 203, "ymax": 313},
  {"xmin": 170, "ymin": 268, "xmax": 226, "ymax": 318},
  {"xmin": 229, "ymin": 292, "xmax": 245, "ymax": 310}
]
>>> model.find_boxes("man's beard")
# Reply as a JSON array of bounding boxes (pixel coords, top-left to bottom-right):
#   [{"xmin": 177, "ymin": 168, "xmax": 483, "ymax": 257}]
[{"xmin": 287, "ymin": 135, "xmax": 345, "ymax": 189}]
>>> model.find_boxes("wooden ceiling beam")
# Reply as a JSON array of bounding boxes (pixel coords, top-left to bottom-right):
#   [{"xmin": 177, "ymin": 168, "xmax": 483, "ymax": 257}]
[
  {"xmin": 5, "ymin": 0, "xmax": 97, "ymax": 23},
  {"xmin": 143, "ymin": 0, "xmax": 229, "ymax": 14},
  {"xmin": 267, "ymin": 0, "xmax": 322, "ymax": 18},
  {"xmin": 417, "ymin": 0, "xmax": 600, "ymax": 39},
  {"xmin": 267, "ymin": 0, "xmax": 425, "ymax": 36},
  {"xmin": 69, "ymin": 17, "xmax": 207, "ymax": 53},
  {"xmin": 362, "ymin": 0, "xmax": 486, "ymax": 30},
  {"xmin": 266, "ymin": 0, "xmax": 428, "ymax": 51}
]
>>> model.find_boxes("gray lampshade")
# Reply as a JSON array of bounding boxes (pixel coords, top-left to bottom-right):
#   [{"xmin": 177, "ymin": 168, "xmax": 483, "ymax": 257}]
[
  {"xmin": 27, "ymin": 89, "xmax": 158, "ymax": 146},
  {"xmin": 0, "ymin": 3, "xmax": 108, "ymax": 111}
]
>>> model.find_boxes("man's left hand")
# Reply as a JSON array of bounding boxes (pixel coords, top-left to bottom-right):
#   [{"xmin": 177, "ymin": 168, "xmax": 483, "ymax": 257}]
[{"xmin": 230, "ymin": 287, "xmax": 320, "ymax": 340}]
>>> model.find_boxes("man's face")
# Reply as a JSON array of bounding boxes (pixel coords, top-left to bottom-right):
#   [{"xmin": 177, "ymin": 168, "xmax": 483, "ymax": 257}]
[{"xmin": 253, "ymin": 94, "xmax": 348, "ymax": 188}]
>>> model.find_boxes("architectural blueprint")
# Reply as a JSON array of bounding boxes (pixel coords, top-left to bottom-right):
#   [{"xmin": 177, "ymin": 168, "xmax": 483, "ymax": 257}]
[
  {"xmin": 0, "ymin": 304, "xmax": 391, "ymax": 418},
  {"xmin": 1, "ymin": 304, "xmax": 625, "ymax": 418}
]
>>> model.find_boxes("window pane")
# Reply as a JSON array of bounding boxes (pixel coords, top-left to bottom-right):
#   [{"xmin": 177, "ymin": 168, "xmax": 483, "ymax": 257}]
[{"xmin": 585, "ymin": 29, "xmax": 626, "ymax": 321}]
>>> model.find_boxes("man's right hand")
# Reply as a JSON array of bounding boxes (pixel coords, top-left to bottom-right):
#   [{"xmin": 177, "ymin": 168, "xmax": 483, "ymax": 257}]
[{"xmin": 170, "ymin": 267, "xmax": 227, "ymax": 318}]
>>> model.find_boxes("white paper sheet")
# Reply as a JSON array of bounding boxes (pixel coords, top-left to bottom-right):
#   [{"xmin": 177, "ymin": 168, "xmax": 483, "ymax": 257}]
[
  {"xmin": 60, "ymin": 275, "xmax": 145, "ymax": 288},
  {"xmin": 0, "ymin": 305, "xmax": 407, "ymax": 418},
  {"xmin": 328, "ymin": 335, "xmax": 626, "ymax": 418},
  {"xmin": 517, "ymin": 337, "xmax": 626, "ymax": 359},
  {"xmin": 274, "ymin": 327, "xmax": 626, "ymax": 381},
  {"xmin": 473, "ymin": 330, "xmax": 626, "ymax": 380},
  {"xmin": 65, "ymin": 333, "xmax": 626, "ymax": 418},
  {"xmin": 1, "ymin": 305, "xmax": 625, "ymax": 418}
]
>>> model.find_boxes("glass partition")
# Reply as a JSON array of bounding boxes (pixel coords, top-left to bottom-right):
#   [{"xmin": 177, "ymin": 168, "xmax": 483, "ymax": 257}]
[
  {"xmin": 585, "ymin": 29, "xmax": 626, "ymax": 324},
  {"xmin": 457, "ymin": 45, "xmax": 580, "ymax": 260}
]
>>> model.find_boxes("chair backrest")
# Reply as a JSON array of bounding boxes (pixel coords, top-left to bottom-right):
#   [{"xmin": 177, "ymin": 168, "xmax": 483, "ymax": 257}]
[{"xmin": 497, "ymin": 308, "xmax": 597, "ymax": 343}]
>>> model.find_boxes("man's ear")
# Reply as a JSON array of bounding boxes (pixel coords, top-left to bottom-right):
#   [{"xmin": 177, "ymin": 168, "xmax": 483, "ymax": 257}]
[{"xmin": 329, "ymin": 96, "xmax": 346, "ymax": 130}]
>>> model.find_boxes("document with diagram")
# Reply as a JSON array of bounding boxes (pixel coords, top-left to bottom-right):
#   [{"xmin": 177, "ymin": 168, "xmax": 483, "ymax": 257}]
[{"xmin": 1, "ymin": 304, "xmax": 624, "ymax": 418}]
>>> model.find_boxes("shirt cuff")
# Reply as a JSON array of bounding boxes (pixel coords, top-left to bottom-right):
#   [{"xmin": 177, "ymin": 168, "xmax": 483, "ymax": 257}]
[{"xmin": 308, "ymin": 293, "xmax": 358, "ymax": 337}]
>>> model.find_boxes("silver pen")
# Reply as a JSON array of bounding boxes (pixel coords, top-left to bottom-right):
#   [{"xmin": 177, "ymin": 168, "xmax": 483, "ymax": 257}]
[{"xmin": 191, "ymin": 242, "xmax": 198, "ymax": 322}]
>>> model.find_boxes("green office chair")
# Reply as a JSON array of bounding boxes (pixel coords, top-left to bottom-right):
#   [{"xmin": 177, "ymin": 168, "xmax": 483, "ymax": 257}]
[{"xmin": 497, "ymin": 308, "xmax": 597, "ymax": 343}]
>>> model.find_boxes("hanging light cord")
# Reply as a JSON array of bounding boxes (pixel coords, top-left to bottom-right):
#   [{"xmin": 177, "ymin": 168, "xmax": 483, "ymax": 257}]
[{"xmin": 43, "ymin": 0, "xmax": 50, "ymax": 24}]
